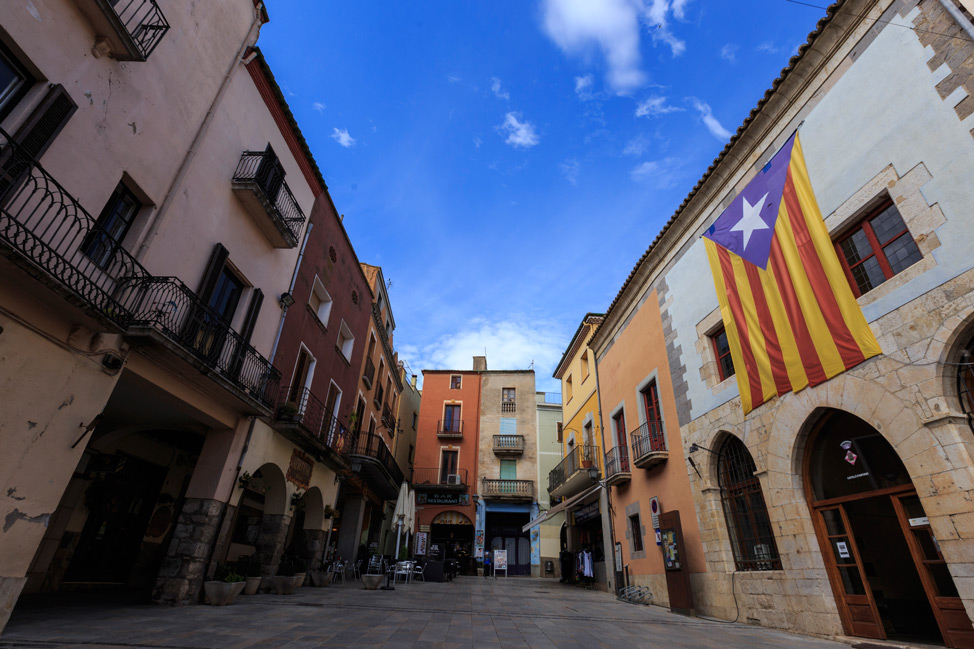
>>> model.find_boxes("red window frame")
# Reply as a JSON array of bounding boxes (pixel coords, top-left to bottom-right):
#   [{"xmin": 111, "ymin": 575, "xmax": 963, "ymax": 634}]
[
  {"xmin": 450, "ymin": 375, "xmax": 461, "ymax": 389},
  {"xmin": 612, "ymin": 411, "xmax": 627, "ymax": 449},
  {"xmin": 711, "ymin": 325, "xmax": 735, "ymax": 382},
  {"xmin": 641, "ymin": 381, "xmax": 662, "ymax": 431},
  {"xmin": 834, "ymin": 200, "xmax": 919, "ymax": 297}
]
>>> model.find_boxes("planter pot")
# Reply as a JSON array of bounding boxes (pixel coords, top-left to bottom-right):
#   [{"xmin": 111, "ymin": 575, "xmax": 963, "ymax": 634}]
[
  {"xmin": 204, "ymin": 581, "xmax": 246, "ymax": 606},
  {"xmin": 272, "ymin": 575, "xmax": 299, "ymax": 595},
  {"xmin": 243, "ymin": 577, "xmax": 261, "ymax": 595},
  {"xmin": 310, "ymin": 571, "xmax": 334, "ymax": 587},
  {"xmin": 361, "ymin": 574, "xmax": 383, "ymax": 590},
  {"xmin": 292, "ymin": 573, "xmax": 306, "ymax": 589}
]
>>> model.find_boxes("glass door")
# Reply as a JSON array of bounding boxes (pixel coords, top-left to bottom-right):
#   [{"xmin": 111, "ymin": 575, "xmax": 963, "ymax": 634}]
[
  {"xmin": 814, "ymin": 504, "xmax": 885, "ymax": 639},
  {"xmin": 893, "ymin": 493, "xmax": 974, "ymax": 649}
]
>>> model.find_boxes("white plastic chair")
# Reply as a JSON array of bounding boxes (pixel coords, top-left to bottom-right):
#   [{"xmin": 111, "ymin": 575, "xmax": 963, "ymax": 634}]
[{"xmin": 412, "ymin": 561, "xmax": 426, "ymax": 582}]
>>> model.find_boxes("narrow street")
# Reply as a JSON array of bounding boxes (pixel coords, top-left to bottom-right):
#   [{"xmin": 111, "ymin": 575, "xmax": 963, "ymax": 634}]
[{"xmin": 1, "ymin": 577, "xmax": 851, "ymax": 649}]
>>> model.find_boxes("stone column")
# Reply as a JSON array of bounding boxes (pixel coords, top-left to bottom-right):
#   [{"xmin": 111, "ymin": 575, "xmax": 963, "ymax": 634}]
[
  {"xmin": 153, "ymin": 498, "xmax": 225, "ymax": 604},
  {"xmin": 336, "ymin": 493, "xmax": 367, "ymax": 562},
  {"xmin": 256, "ymin": 513, "xmax": 291, "ymax": 588},
  {"xmin": 304, "ymin": 529, "xmax": 326, "ymax": 570}
]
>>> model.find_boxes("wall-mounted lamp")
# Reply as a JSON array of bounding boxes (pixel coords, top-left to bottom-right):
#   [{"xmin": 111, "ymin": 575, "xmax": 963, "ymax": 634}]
[
  {"xmin": 279, "ymin": 292, "xmax": 295, "ymax": 308},
  {"xmin": 688, "ymin": 443, "xmax": 719, "ymax": 455}
]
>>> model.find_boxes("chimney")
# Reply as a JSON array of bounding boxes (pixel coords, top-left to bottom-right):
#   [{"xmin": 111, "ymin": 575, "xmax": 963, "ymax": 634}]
[
  {"xmin": 473, "ymin": 356, "xmax": 487, "ymax": 372},
  {"xmin": 411, "ymin": 374, "xmax": 418, "ymax": 388}
]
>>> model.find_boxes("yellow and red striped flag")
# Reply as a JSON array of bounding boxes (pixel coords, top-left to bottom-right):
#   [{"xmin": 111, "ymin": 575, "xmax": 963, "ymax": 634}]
[{"xmin": 702, "ymin": 133, "xmax": 881, "ymax": 415}]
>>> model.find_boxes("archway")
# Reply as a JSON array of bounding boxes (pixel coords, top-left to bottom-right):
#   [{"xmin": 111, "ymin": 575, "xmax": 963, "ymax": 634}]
[
  {"xmin": 804, "ymin": 409, "xmax": 974, "ymax": 648},
  {"xmin": 430, "ymin": 511, "xmax": 474, "ymax": 574},
  {"xmin": 229, "ymin": 463, "xmax": 288, "ymax": 583}
]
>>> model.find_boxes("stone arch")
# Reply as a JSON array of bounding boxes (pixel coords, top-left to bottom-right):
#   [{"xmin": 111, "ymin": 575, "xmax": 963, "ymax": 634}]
[
  {"xmin": 254, "ymin": 462, "xmax": 287, "ymax": 517},
  {"xmin": 303, "ymin": 486, "xmax": 325, "ymax": 531},
  {"xmin": 935, "ymin": 306, "xmax": 974, "ymax": 420}
]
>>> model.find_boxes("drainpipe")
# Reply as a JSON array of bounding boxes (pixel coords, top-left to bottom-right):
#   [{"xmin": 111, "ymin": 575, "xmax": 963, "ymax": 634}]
[
  {"xmin": 269, "ymin": 222, "xmax": 312, "ymax": 364},
  {"xmin": 938, "ymin": 0, "xmax": 974, "ymax": 41},
  {"xmin": 133, "ymin": 2, "xmax": 266, "ymax": 262},
  {"xmin": 593, "ymin": 349, "xmax": 618, "ymax": 594}
]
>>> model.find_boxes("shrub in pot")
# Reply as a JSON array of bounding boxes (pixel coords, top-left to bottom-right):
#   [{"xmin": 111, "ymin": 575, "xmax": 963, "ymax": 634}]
[
  {"xmin": 204, "ymin": 565, "xmax": 246, "ymax": 605},
  {"xmin": 238, "ymin": 555, "xmax": 262, "ymax": 595}
]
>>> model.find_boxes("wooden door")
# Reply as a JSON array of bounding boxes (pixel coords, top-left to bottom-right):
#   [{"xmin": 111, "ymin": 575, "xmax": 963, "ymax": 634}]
[
  {"xmin": 814, "ymin": 504, "xmax": 885, "ymax": 639},
  {"xmin": 893, "ymin": 493, "xmax": 974, "ymax": 649}
]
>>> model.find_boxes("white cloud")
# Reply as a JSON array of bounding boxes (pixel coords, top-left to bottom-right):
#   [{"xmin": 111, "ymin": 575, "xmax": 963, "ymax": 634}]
[
  {"xmin": 630, "ymin": 160, "xmax": 660, "ymax": 181},
  {"xmin": 398, "ymin": 318, "xmax": 566, "ymax": 386},
  {"xmin": 635, "ymin": 96, "xmax": 682, "ymax": 117},
  {"xmin": 312, "ymin": 102, "xmax": 326, "ymax": 113},
  {"xmin": 491, "ymin": 77, "xmax": 510, "ymax": 100},
  {"xmin": 629, "ymin": 156, "xmax": 683, "ymax": 186},
  {"xmin": 689, "ymin": 98, "xmax": 732, "ymax": 141},
  {"xmin": 643, "ymin": 0, "xmax": 687, "ymax": 56},
  {"xmin": 498, "ymin": 112, "xmax": 540, "ymax": 148},
  {"xmin": 560, "ymin": 158, "xmax": 580, "ymax": 185},
  {"xmin": 330, "ymin": 127, "xmax": 356, "ymax": 148},
  {"xmin": 447, "ymin": 73, "xmax": 462, "ymax": 83},
  {"xmin": 623, "ymin": 135, "xmax": 650, "ymax": 156},
  {"xmin": 720, "ymin": 43, "xmax": 737, "ymax": 63},
  {"xmin": 473, "ymin": 136, "xmax": 483, "ymax": 148},
  {"xmin": 575, "ymin": 74, "xmax": 594, "ymax": 98},
  {"xmin": 757, "ymin": 41, "xmax": 781, "ymax": 54}
]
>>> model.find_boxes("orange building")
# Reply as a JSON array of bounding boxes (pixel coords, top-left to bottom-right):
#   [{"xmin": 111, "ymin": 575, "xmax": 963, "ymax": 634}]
[
  {"xmin": 591, "ymin": 287, "xmax": 706, "ymax": 610},
  {"xmin": 411, "ymin": 363, "xmax": 482, "ymax": 573}
]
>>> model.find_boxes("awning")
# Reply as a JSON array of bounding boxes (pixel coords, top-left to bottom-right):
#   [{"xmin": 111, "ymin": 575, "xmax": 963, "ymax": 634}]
[
  {"xmin": 432, "ymin": 510, "xmax": 473, "ymax": 526},
  {"xmin": 522, "ymin": 484, "xmax": 601, "ymax": 532}
]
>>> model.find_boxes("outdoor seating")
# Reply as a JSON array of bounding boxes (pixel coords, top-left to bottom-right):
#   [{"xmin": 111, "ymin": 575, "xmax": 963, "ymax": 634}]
[
  {"xmin": 412, "ymin": 561, "xmax": 426, "ymax": 582},
  {"xmin": 351, "ymin": 559, "xmax": 362, "ymax": 581},
  {"xmin": 330, "ymin": 561, "xmax": 345, "ymax": 584},
  {"xmin": 393, "ymin": 561, "xmax": 413, "ymax": 583}
]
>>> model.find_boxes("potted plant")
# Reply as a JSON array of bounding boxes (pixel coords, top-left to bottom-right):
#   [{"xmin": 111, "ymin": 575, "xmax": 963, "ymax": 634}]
[
  {"xmin": 204, "ymin": 565, "xmax": 246, "ymax": 605},
  {"xmin": 277, "ymin": 402, "xmax": 300, "ymax": 422},
  {"xmin": 290, "ymin": 555, "xmax": 308, "ymax": 589},
  {"xmin": 239, "ymin": 555, "xmax": 262, "ymax": 595},
  {"xmin": 310, "ymin": 553, "xmax": 334, "ymax": 587},
  {"xmin": 272, "ymin": 555, "xmax": 298, "ymax": 595}
]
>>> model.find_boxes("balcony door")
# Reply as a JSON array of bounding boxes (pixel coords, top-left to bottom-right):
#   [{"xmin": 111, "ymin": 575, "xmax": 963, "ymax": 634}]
[
  {"xmin": 444, "ymin": 404, "xmax": 461, "ymax": 433},
  {"xmin": 440, "ymin": 450, "xmax": 458, "ymax": 484}
]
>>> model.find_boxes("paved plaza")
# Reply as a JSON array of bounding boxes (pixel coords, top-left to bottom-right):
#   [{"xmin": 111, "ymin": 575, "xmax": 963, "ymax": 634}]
[{"xmin": 0, "ymin": 577, "xmax": 857, "ymax": 649}]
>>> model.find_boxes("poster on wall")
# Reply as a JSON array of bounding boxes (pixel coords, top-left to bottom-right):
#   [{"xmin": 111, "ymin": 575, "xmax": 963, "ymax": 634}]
[
  {"xmin": 414, "ymin": 532, "xmax": 428, "ymax": 556},
  {"xmin": 475, "ymin": 529, "xmax": 485, "ymax": 558}
]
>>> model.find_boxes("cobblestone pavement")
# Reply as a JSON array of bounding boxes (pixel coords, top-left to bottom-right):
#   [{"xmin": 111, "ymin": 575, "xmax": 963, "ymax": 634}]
[{"xmin": 1, "ymin": 576, "xmax": 853, "ymax": 649}]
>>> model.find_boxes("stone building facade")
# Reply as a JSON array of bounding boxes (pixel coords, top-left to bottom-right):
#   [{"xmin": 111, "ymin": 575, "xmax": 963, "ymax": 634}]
[{"xmin": 590, "ymin": 0, "xmax": 974, "ymax": 645}]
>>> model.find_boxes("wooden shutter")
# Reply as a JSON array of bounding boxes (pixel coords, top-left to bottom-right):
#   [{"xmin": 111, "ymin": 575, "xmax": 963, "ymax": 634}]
[
  {"xmin": 238, "ymin": 288, "xmax": 263, "ymax": 344},
  {"xmin": 197, "ymin": 243, "xmax": 229, "ymax": 300},
  {"xmin": 13, "ymin": 84, "xmax": 77, "ymax": 161}
]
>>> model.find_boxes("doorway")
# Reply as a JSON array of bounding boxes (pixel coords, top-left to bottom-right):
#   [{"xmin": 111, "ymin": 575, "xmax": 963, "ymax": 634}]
[{"xmin": 806, "ymin": 410, "xmax": 974, "ymax": 648}]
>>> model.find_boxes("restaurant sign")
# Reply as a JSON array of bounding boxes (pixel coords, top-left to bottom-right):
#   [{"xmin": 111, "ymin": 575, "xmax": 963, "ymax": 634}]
[{"xmin": 417, "ymin": 492, "xmax": 470, "ymax": 506}]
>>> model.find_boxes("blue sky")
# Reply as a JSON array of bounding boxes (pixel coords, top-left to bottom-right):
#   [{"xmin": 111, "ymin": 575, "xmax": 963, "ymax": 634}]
[{"xmin": 259, "ymin": 0, "xmax": 829, "ymax": 392}]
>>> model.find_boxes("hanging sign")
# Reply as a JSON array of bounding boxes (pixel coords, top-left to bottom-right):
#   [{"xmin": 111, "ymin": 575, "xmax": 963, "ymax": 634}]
[
  {"xmin": 655, "ymin": 530, "xmax": 662, "ymax": 546},
  {"xmin": 835, "ymin": 541, "xmax": 850, "ymax": 559},
  {"xmin": 650, "ymin": 497, "xmax": 661, "ymax": 529},
  {"xmin": 414, "ymin": 532, "xmax": 428, "ymax": 556},
  {"xmin": 909, "ymin": 517, "xmax": 929, "ymax": 527}
]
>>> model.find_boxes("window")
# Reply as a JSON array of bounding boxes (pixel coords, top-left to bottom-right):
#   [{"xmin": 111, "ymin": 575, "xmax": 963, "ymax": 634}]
[
  {"xmin": 411, "ymin": 412, "xmax": 418, "ymax": 429},
  {"xmin": 408, "ymin": 444, "xmax": 415, "ymax": 464},
  {"xmin": 499, "ymin": 418, "xmax": 517, "ymax": 435},
  {"xmin": 0, "ymin": 41, "xmax": 34, "ymax": 122},
  {"xmin": 309, "ymin": 277, "xmax": 333, "ymax": 327},
  {"xmin": 581, "ymin": 351, "xmax": 590, "ymax": 380},
  {"xmin": 612, "ymin": 411, "xmax": 626, "ymax": 448},
  {"xmin": 711, "ymin": 325, "xmax": 735, "ymax": 381},
  {"xmin": 440, "ymin": 450, "xmax": 458, "ymax": 483},
  {"xmin": 502, "ymin": 388, "xmax": 516, "ymax": 402},
  {"xmin": 500, "ymin": 459, "xmax": 516, "ymax": 480},
  {"xmin": 288, "ymin": 347, "xmax": 314, "ymax": 404},
  {"xmin": 641, "ymin": 381, "xmax": 663, "ymax": 435},
  {"xmin": 565, "ymin": 375, "xmax": 573, "ymax": 402},
  {"xmin": 835, "ymin": 200, "xmax": 922, "ymax": 297},
  {"xmin": 629, "ymin": 514, "xmax": 643, "ymax": 552},
  {"xmin": 717, "ymin": 435, "xmax": 781, "ymax": 571},
  {"xmin": 443, "ymin": 404, "xmax": 461, "ymax": 432},
  {"xmin": 82, "ymin": 182, "xmax": 142, "ymax": 268},
  {"xmin": 450, "ymin": 375, "xmax": 461, "ymax": 389},
  {"xmin": 556, "ymin": 422, "xmax": 563, "ymax": 444},
  {"xmin": 336, "ymin": 320, "xmax": 354, "ymax": 361}
]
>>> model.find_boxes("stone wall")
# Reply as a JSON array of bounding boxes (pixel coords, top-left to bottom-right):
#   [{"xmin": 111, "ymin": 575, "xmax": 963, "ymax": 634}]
[{"xmin": 153, "ymin": 498, "xmax": 226, "ymax": 605}]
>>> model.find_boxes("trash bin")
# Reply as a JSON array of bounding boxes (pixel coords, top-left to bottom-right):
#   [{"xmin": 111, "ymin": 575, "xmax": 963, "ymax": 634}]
[{"xmin": 544, "ymin": 560, "xmax": 554, "ymax": 574}]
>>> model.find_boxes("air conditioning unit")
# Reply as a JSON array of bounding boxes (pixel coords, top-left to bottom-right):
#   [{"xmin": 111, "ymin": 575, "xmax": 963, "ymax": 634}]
[{"xmin": 447, "ymin": 474, "xmax": 461, "ymax": 485}]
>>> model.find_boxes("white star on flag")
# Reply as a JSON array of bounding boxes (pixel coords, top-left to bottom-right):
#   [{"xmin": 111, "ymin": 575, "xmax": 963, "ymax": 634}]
[{"xmin": 731, "ymin": 192, "xmax": 770, "ymax": 251}]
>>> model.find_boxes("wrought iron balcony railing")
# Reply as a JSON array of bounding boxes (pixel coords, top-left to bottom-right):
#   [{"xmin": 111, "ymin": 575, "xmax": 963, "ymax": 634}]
[
  {"xmin": 411, "ymin": 467, "xmax": 468, "ymax": 489},
  {"xmin": 492, "ymin": 435, "xmax": 524, "ymax": 455},
  {"xmin": 381, "ymin": 404, "xmax": 395, "ymax": 431},
  {"xmin": 363, "ymin": 356, "xmax": 376, "ymax": 389},
  {"xmin": 0, "ymin": 128, "xmax": 280, "ymax": 409},
  {"xmin": 548, "ymin": 445, "xmax": 601, "ymax": 493},
  {"xmin": 107, "ymin": 0, "xmax": 170, "ymax": 60},
  {"xmin": 231, "ymin": 150, "xmax": 305, "ymax": 248},
  {"xmin": 482, "ymin": 478, "xmax": 533, "ymax": 499},
  {"xmin": 350, "ymin": 432, "xmax": 404, "ymax": 487},
  {"xmin": 437, "ymin": 419, "xmax": 463, "ymax": 438},
  {"xmin": 630, "ymin": 420, "xmax": 668, "ymax": 469},
  {"xmin": 604, "ymin": 445, "xmax": 631, "ymax": 483},
  {"xmin": 274, "ymin": 386, "xmax": 353, "ymax": 458}
]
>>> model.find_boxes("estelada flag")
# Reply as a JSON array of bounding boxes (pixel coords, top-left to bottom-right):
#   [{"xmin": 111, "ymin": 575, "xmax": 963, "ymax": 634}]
[{"xmin": 703, "ymin": 132, "xmax": 881, "ymax": 415}]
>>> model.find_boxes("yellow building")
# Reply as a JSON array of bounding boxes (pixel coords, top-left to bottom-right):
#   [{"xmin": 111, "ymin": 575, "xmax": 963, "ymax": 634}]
[{"xmin": 546, "ymin": 313, "xmax": 614, "ymax": 589}]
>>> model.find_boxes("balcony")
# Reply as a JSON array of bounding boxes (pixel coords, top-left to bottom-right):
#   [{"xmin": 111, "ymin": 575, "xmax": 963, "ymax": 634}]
[
  {"xmin": 231, "ymin": 148, "xmax": 305, "ymax": 249},
  {"xmin": 0, "ymin": 129, "xmax": 279, "ymax": 411},
  {"xmin": 630, "ymin": 421, "xmax": 668, "ymax": 469},
  {"xmin": 74, "ymin": 0, "xmax": 170, "ymax": 61},
  {"xmin": 362, "ymin": 356, "xmax": 375, "ymax": 389},
  {"xmin": 482, "ymin": 478, "xmax": 533, "ymax": 501},
  {"xmin": 493, "ymin": 435, "xmax": 524, "ymax": 456},
  {"xmin": 273, "ymin": 386, "xmax": 352, "ymax": 470},
  {"xmin": 548, "ymin": 445, "xmax": 601, "ymax": 500},
  {"xmin": 604, "ymin": 446, "xmax": 631, "ymax": 486},
  {"xmin": 381, "ymin": 404, "xmax": 395, "ymax": 431},
  {"xmin": 373, "ymin": 383, "xmax": 384, "ymax": 408},
  {"xmin": 410, "ymin": 468, "xmax": 468, "ymax": 491},
  {"xmin": 501, "ymin": 400, "xmax": 516, "ymax": 413},
  {"xmin": 437, "ymin": 419, "xmax": 463, "ymax": 439},
  {"xmin": 348, "ymin": 433, "xmax": 403, "ymax": 500}
]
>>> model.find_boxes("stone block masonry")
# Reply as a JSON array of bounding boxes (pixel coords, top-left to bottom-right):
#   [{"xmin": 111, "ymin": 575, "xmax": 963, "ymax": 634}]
[{"xmin": 152, "ymin": 498, "xmax": 225, "ymax": 605}]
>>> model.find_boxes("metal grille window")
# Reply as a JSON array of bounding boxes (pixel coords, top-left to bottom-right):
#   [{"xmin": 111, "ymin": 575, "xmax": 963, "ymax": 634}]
[
  {"xmin": 717, "ymin": 436, "xmax": 781, "ymax": 571},
  {"xmin": 835, "ymin": 200, "xmax": 922, "ymax": 297},
  {"xmin": 959, "ymin": 337, "xmax": 974, "ymax": 430}
]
